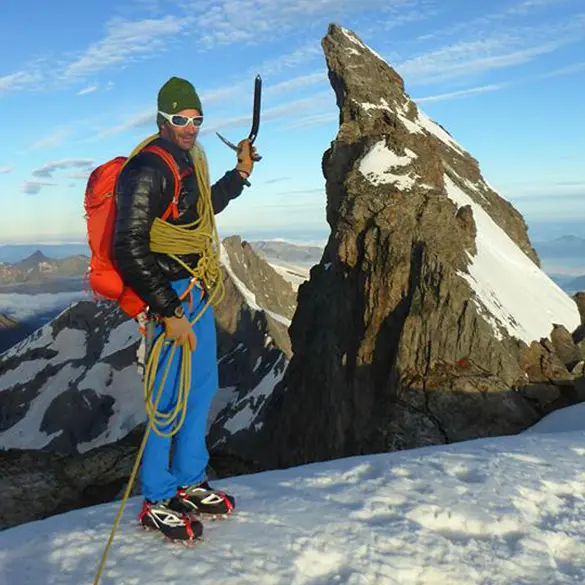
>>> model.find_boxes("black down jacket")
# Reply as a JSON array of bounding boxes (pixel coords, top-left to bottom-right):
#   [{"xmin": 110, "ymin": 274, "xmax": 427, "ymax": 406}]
[{"xmin": 112, "ymin": 136, "xmax": 245, "ymax": 318}]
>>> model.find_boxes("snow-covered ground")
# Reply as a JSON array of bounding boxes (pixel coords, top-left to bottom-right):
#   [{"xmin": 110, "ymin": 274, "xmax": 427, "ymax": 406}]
[
  {"xmin": 268, "ymin": 261, "xmax": 310, "ymax": 291},
  {"xmin": 3, "ymin": 404, "xmax": 585, "ymax": 585}
]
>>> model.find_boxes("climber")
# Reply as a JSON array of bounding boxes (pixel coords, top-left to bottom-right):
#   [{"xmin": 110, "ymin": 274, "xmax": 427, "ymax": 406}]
[{"xmin": 112, "ymin": 76, "xmax": 257, "ymax": 541}]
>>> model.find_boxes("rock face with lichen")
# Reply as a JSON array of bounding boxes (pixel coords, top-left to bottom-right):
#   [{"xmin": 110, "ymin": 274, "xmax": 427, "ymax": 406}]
[{"xmin": 255, "ymin": 23, "xmax": 583, "ymax": 469}]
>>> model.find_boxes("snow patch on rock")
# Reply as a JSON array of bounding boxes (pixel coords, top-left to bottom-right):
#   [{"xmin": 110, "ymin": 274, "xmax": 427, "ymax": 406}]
[
  {"xmin": 444, "ymin": 174, "xmax": 580, "ymax": 343},
  {"xmin": 359, "ymin": 140, "xmax": 419, "ymax": 190}
]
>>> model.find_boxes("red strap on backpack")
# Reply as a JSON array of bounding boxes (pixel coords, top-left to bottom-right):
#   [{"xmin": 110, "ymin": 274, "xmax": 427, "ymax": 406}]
[{"xmin": 143, "ymin": 144, "xmax": 183, "ymax": 221}]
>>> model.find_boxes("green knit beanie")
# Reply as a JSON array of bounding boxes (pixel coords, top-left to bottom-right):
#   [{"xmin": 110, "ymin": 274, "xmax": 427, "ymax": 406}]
[{"xmin": 157, "ymin": 76, "xmax": 203, "ymax": 116}]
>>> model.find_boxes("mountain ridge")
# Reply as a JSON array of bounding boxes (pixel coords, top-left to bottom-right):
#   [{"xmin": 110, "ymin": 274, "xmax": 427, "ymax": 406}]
[
  {"xmin": 0, "ymin": 235, "xmax": 297, "ymax": 528},
  {"xmin": 252, "ymin": 23, "xmax": 583, "ymax": 470}
]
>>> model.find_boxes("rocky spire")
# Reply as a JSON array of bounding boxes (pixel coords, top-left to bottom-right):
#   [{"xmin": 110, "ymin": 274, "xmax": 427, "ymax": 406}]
[{"xmin": 257, "ymin": 24, "xmax": 583, "ymax": 468}]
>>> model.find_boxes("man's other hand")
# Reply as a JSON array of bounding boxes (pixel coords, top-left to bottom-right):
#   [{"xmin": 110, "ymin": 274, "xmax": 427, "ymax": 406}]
[{"xmin": 163, "ymin": 315, "xmax": 196, "ymax": 352}]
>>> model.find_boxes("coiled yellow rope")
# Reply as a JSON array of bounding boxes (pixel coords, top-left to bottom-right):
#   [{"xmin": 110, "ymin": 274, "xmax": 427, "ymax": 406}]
[
  {"xmin": 144, "ymin": 138, "xmax": 225, "ymax": 437},
  {"xmin": 93, "ymin": 134, "xmax": 225, "ymax": 585}
]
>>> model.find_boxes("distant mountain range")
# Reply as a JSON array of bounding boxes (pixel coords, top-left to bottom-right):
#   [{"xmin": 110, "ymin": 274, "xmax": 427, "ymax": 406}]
[
  {"xmin": 531, "ymin": 236, "xmax": 585, "ymax": 292},
  {"xmin": 0, "ymin": 235, "xmax": 582, "ymax": 302},
  {"xmin": 0, "ymin": 240, "xmax": 326, "ymax": 268},
  {"xmin": 0, "ymin": 250, "xmax": 88, "ymax": 291},
  {"xmin": 0, "ymin": 238, "xmax": 306, "ymax": 357},
  {"xmin": 549, "ymin": 274, "xmax": 585, "ymax": 296},
  {"xmin": 532, "ymin": 235, "xmax": 585, "ymax": 258},
  {"xmin": 250, "ymin": 240, "xmax": 323, "ymax": 268},
  {"xmin": 0, "ymin": 234, "xmax": 581, "ymax": 266},
  {"xmin": 0, "ymin": 250, "xmax": 89, "ymax": 352},
  {"xmin": 0, "ymin": 244, "xmax": 90, "ymax": 263}
]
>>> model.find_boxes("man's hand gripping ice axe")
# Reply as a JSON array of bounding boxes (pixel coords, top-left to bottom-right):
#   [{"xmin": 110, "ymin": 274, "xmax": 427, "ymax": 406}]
[{"xmin": 216, "ymin": 74, "xmax": 262, "ymax": 186}]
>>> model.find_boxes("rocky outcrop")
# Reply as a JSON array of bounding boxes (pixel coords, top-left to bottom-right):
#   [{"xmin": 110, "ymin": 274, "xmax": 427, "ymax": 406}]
[
  {"xmin": 0, "ymin": 314, "xmax": 18, "ymax": 329},
  {"xmin": 572, "ymin": 292, "xmax": 585, "ymax": 364},
  {"xmin": 0, "ymin": 313, "xmax": 37, "ymax": 358},
  {"xmin": 0, "ymin": 426, "xmax": 144, "ymax": 530},
  {"xmin": 574, "ymin": 292, "xmax": 585, "ymax": 332},
  {"xmin": 221, "ymin": 236, "xmax": 297, "ymax": 331},
  {"xmin": 251, "ymin": 24, "xmax": 582, "ymax": 469}
]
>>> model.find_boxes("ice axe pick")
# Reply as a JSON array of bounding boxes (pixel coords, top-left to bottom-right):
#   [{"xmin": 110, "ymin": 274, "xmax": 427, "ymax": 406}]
[{"xmin": 216, "ymin": 74, "xmax": 262, "ymax": 187}]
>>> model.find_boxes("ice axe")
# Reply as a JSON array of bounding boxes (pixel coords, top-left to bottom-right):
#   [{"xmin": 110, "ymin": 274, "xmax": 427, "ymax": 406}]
[{"xmin": 216, "ymin": 74, "xmax": 262, "ymax": 187}]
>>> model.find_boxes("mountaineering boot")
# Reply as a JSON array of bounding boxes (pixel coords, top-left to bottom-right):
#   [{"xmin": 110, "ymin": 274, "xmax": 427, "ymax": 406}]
[
  {"xmin": 170, "ymin": 481, "xmax": 236, "ymax": 517},
  {"xmin": 139, "ymin": 499, "xmax": 203, "ymax": 541}
]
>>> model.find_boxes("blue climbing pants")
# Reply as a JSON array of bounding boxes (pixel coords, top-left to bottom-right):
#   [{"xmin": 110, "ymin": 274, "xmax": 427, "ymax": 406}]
[{"xmin": 140, "ymin": 277, "xmax": 218, "ymax": 502}]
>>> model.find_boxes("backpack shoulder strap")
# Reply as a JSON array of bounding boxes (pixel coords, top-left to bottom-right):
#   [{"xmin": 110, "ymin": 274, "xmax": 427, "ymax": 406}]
[{"xmin": 142, "ymin": 144, "xmax": 182, "ymax": 221}]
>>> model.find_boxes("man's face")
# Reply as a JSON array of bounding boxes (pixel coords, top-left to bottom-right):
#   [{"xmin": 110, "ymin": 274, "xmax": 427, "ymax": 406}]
[{"xmin": 160, "ymin": 108, "xmax": 202, "ymax": 151}]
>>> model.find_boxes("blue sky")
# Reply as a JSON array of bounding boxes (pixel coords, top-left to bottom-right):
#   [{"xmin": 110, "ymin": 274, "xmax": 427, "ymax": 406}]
[{"xmin": 0, "ymin": 0, "xmax": 584, "ymax": 246}]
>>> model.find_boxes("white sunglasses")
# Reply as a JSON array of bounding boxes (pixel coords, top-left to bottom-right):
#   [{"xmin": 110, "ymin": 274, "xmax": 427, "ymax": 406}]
[{"xmin": 158, "ymin": 110, "xmax": 204, "ymax": 127}]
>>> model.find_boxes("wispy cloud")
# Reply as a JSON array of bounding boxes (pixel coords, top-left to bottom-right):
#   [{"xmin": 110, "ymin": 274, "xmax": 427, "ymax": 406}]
[
  {"xmin": 77, "ymin": 84, "xmax": 99, "ymax": 96},
  {"xmin": 263, "ymin": 177, "xmax": 293, "ymax": 184},
  {"xmin": 0, "ymin": 69, "xmax": 42, "ymax": 93},
  {"xmin": 540, "ymin": 61, "xmax": 585, "ymax": 77},
  {"xmin": 502, "ymin": 180, "xmax": 585, "ymax": 198},
  {"xmin": 90, "ymin": 73, "xmax": 334, "ymax": 140},
  {"xmin": 21, "ymin": 181, "xmax": 56, "ymax": 195},
  {"xmin": 0, "ymin": 291, "xmax": 87, "ymax": 321},
  {"xmin": 62, "ymin": 16, "xmax": 190, "ymax": 79},
  {"xmin": 31, "ymin": 159, "xmax": 94, "ymax": 179},
  {"xmin": 281, "ymin": 111, "xmax": 338, "ymax": 130},
  {"xmin": 91, "ymin": 109, "xmax": 155, "ymax": 140},
  {"xmin": 0, "ymin": 165, "xmax": 14, "ymax": 174},
  {"xmin": 200, "ymin": 91, "xmax": 332, "ymax": 134},
  {"xmin": 506, "ymin": 0, "xmax": 574, "ymax": 16},
  {"xmin": 397, "ymin": 21, "xmax": 585, "ymax": 85},
  {"xmin": 415, "ymin": 84, "xmax": 507, "ymax": 103},
  {"xmin": 2, "ymin": 21, "xmax": 325, "ymax": 100},
  {"xmin": 265, "ymin": 72, "xmax": 327, "ymax": 95},
  {"xmin": 132, "ymin": 0, "xmax": 165, "ymax": 15},
  {"xmin": 404, "ymin": 1, "xmax": 585, "ymax": 93},
  {"xmin": 192, "ymin": 0, "xmax": 406, "ymax": 49},
  {"xmin": 247, "ymin": 42, "xmax": 323, "ymax": 77},
  {"xmin": 31, "ymin": 129, "xmax": 72, "ymax": 150},
  {"xmin": 379, "ymin": 0, "xmax": 438, "ymax": 30},
  {"xmin": 67, "ymin": 170, "xmax": 93, "ymax": 181},
  {"xmin": 417, "ymin": 0, "xmax": 577, "ymax": 42}
]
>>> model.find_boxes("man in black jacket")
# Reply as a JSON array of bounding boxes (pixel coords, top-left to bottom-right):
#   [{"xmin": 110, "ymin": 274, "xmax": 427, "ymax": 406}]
[{"xmin": 113, "ymin": 76, "xmax": 256, "ymax": 542}]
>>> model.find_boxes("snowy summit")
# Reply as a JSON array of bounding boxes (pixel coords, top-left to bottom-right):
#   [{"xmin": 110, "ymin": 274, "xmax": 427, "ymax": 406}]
[{"xmin": 2, "ymin": 405, "xmax": 585, "ymax": 584}]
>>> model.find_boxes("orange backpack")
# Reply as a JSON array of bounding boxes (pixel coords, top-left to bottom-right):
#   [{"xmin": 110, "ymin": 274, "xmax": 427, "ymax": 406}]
[{"xmin": 84, "ymin": 144, "xmax": 189, "ymax": 319}]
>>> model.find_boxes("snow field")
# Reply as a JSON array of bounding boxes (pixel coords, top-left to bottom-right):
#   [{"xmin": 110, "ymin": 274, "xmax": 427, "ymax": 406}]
[{"xmin": 3, "ymin": 416, "xmax": 585, "ymax": 584}]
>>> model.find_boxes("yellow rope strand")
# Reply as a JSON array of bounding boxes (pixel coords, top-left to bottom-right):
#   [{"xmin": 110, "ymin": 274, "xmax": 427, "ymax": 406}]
[{"xmin": 93, "ymin": 136, "xmax": 225, "ymax": 585}]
